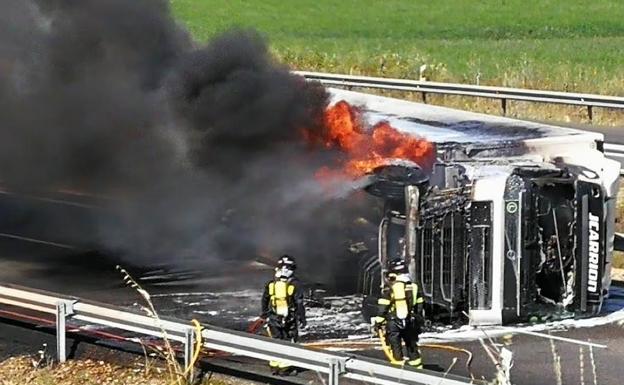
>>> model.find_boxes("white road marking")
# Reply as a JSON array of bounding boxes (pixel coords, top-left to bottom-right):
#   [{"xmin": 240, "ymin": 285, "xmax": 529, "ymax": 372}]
[
  {"xmin": 0, "ymin": 232, "xmax": 78, "ymax": 249},
  {"xmin": 0, "ymin": 190, "xmax": 101, "ymax": 209}
]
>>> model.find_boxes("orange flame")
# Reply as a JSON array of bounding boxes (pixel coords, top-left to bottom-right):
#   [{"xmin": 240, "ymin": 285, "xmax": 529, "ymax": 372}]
[{"xmin": 306, "ymin": 100, "xmax": 436, "ymax": 179}]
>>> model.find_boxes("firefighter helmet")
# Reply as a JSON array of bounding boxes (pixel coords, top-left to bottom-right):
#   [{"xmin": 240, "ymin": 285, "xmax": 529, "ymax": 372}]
[
  {"xmin": 277, "ymin": 255, "xmax": 297, "ymax": 270},
  {"xmin": 275, "ymin": 266, "xmax": 294, "ymax": 279},
  {"xmin": 389, "ymin": 259, "xmax": 407, "ymax": 274}
]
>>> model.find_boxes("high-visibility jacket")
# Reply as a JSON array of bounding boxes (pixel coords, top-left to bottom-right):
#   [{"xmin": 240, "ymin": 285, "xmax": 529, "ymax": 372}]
[
  {"xmin": 377, "ymin": 278, "xmax": 424, "ymax": 320},
  {"xmin": 261, "ymin": 277, "xmax": 306, "ymax": 322}
]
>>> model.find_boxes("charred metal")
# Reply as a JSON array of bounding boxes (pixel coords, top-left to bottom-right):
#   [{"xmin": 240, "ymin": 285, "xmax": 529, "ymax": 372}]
[
  {"xmin": 359, "ymin": 156, "xmax": 616, "ymax": 326},
  {"xmin": 336, "ymin": 87, "xmax": 621, "ymax": 327}
]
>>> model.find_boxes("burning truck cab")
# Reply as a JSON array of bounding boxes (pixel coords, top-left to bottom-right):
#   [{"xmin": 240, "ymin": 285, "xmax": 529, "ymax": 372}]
[{"xmin": 332, "ymin": 89, "xmax": 622, "ymax": 325}]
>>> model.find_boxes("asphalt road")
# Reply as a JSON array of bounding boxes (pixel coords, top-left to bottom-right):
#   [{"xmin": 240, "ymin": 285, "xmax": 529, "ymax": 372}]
[
  {"xmin": 429, "ymin": 323, "xmax": 624, "ymax": 385},
  {"xmin": 573, "ymin": 123, "xmax": 624, "ymax": 144},
  {"xmin": 2, "ymin": 233, "xmax": 624, "ymax": 385}
]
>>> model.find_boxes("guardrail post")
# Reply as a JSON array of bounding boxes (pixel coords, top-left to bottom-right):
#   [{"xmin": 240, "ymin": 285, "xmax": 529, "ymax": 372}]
[
  {"xmin": 184, "ymin": 326, "xmax": 196, "ymax": 377},
  {"xmin": 55, "ymin": 300, "xmax": 75, "ymax": 363},
  {"xmin": 328, "ymin": 357, "xmax": 346, "ymax": 385},
  {"xmin": 587, "ymin": 105, "xmax": 594, "ymax": 121},
  {"xmin": 421, "ymin": 92, "xmax": 427, "ymax": 104},
  {"xmin": 501, "ymin": 98, "xmax": 507, "ymax": 115}
]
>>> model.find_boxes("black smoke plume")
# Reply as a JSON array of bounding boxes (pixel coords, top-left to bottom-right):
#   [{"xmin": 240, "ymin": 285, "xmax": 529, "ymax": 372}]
[{"xmin": 0, "ymin": 0, "xmax": 375, "ymax": 286}]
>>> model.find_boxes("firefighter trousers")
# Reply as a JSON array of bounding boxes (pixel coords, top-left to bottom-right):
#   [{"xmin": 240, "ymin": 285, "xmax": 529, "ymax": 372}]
[
  {"xmin": 267, "ymin": 315, "xmax": 298, "ymax": 342},
  {"xmin": 385, "ymin": 317, "xmax": 422, "ymax": 368},
  {"xmin": 266, "ymin": 315, "xmax": 298, "ymax": 372}
]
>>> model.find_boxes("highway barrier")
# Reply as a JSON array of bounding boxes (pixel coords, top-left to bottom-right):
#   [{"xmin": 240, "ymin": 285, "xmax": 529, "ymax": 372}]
[
  {"xmin": 0, "ymin": 283, "xmax": 475, "ymax": 385},
  {"xmin": 297, "ymin": 71, "xmax": 624, "ymax": 120}
]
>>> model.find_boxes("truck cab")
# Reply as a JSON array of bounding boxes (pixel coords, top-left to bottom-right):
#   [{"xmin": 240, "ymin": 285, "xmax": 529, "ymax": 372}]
[{"xmin": 332, "ymin": 88, "xmax": 621, "ymax": 325}]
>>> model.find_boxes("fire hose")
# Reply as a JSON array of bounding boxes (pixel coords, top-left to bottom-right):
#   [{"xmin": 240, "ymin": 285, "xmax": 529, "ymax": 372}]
[
  {"xmin": 247, "ymin": 317, "xmax": 267, "ymax": 334},
  {"xmin": 376, "ymin": 327, "xmax": 405, "ymax": 365},
  {"xmin": 421, "ymin": 343, "xmax": 474, "ymax": 380},
  {"xmin": 249, "ymin": 317, "xmax": 474, "ymax": 378},
  {"xmin": 373, "ymin": 327, "xmax": 475, "ymax": 379}
]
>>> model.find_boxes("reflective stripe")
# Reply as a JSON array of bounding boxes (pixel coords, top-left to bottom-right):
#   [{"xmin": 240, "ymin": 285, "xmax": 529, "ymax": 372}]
[
  {"xmin": 407, "ymin": 358, "xmax": 423, "ymax": 368},
  {"xmin": 377, "ymin": 328, "xmax": 405, "ymax": 365},
  {"xmin": 269, "ymin": 360, "xmax": 291, "ymax": 369},
  {"xmin": 391, "ymin": 282, "xmax": 408, "ymax": 319},
  {"xmin": 378, "ymin": 298, "xmax": 391, "ymax": 305},
  {"xmin": 268, "ymin": 282, "xmax": 275, "ymax": 312},
  {"xmin": 408, "ymin": 283, "xmax": 425, "ymax": 305}
]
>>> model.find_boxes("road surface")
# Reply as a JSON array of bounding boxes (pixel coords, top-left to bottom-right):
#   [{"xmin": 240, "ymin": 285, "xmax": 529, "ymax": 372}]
[{"xmin": 1, "ymin": 233, "xmax": 624, "ymax": 385}]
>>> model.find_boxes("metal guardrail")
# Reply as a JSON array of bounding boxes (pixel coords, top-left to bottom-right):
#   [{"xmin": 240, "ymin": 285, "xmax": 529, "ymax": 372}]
[
  {"xmin": 296, "ymin": 71, "xmax": 624, "ymax": 120},
  {"xmin": 0, "ymin": 283, "xmax": 474, "ymax": 385},
  {"xmin": 603, "ymin": 143, "xmax": 624, "ymax": 176},
  {"xmin": 604, "ymin": 143, "xmax": 624, "ymax": 160}
]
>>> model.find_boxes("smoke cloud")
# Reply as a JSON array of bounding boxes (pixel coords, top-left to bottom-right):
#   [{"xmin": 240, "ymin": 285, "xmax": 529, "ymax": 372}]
[{"xmin": 0, "ymin": 0, "xmax": 375, "ymax": 284}]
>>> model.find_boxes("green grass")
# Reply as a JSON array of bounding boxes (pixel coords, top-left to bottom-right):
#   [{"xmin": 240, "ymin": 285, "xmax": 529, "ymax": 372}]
[{"xmin": 170, "ymin": 0, "xmax": 624, "ymax": 95}]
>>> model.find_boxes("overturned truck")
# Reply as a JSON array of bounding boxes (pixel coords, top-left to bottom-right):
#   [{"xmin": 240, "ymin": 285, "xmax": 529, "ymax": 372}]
[{"xmin": 334, "ymin": 89, "xmax": 622, "ymax": 325}]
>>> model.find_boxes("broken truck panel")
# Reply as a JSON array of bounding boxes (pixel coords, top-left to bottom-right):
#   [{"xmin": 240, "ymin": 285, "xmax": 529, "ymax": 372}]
[{"xmin": 331, "ymin": 88, "xmax": 621, "ymax": 326}]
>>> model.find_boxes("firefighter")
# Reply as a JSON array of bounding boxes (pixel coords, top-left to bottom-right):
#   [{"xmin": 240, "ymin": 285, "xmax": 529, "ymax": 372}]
[
  {"xmin": 260, "ymin": 255, "xmax": 306, "ymax": 374},
  {"xmin": 372, "ymin": 259, "xmax": 424, "ymax": 369}
]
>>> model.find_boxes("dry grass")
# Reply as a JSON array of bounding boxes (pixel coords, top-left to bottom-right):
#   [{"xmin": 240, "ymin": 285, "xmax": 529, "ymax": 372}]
[
  {"xmin": 0, "ymin": 356, "xmax": 245, "ymax": 385},
  {"xmin": 278, "ymin": 53, "xmax": 624, "ymax": 126},
  {"xmin": 0, "ymin": 356, "xmax": 166, "ymax": 385},
  {"xmin": 117, "ymin": 266, "xmax": 201, "ymax": 385}
]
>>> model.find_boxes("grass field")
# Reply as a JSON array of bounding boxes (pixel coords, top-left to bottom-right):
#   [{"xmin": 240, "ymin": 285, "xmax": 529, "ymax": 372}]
[
  {"xmin": 171, "ymin": 0, "xmax": 624, "ymax": 124},
  {"xmin": 171, "ymin": 0, "xmax": 624, "ymax": 94}
]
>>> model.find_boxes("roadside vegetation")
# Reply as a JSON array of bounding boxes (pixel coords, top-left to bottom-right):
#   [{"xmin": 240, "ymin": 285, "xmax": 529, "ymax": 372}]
[
  {"xmin": 0, "ymin": 356, "xmax": 241, "ymax": 385},
  {"xmin": 0, "ymin": 264, "xmax": 237, "ymax": 385},
  {"xmin": 171, "ymin": 0, "xmax": 624, "ymax": 125},
  {"xmin": 0, "ymin": 356, "xmax": 159, "ymax": 385}
]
